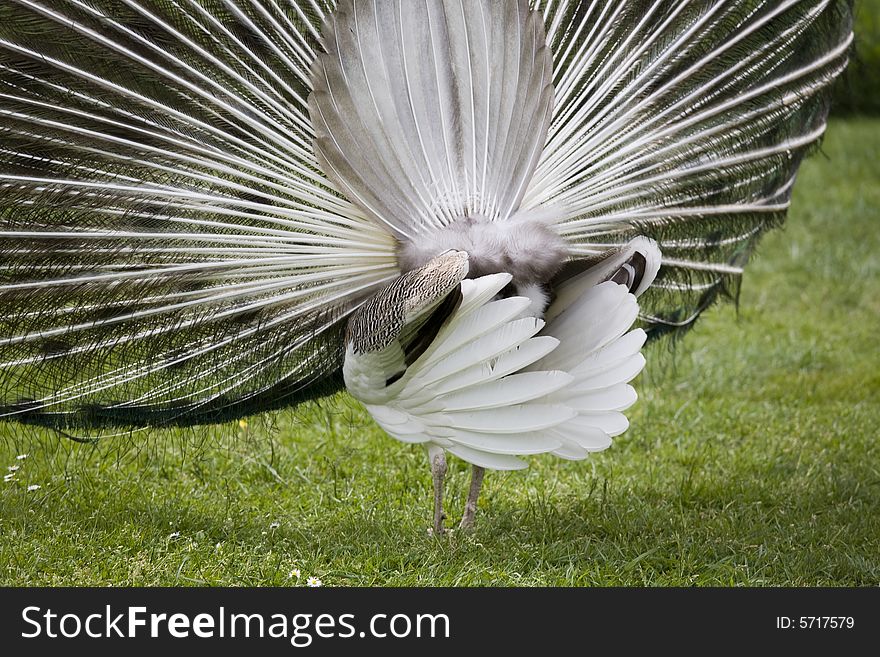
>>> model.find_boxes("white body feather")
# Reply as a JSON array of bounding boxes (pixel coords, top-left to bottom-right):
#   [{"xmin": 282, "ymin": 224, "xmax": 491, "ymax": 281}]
[{"xmin": 344, "ymin": 240, "xmax": 660, "ymax": 470}]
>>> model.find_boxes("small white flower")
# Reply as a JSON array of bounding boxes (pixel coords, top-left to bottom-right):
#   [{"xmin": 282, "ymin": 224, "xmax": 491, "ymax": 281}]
[
  {"xmin": 4, "ymin": 474, "xmax": 16, "ymax": 483},
  {"xmin": 16, "ymin": 454, "xmax": 28, "ymax": 460},
  {"xmin": 27, "ymin": 484, "xmax": 41, "ymax": 491},
  {"xmin": 288, "ymin": 568, "xmax": 301, "ymax": 579},
  {"xmin": 168, "ymin": 531, "xmax": 180, "ymax": 539},
  {"xmin": 7, "ymin": 465, "xmax": 19, "ymax": 472},
  {"xmin": 306, "ymin": 576, "xmax": 322, "ymax": 587},
  {"xmin": 269, "ymin": 522, "xmax": 280, "ymax": 529},
  {"xmin": 215, "ymin": 542, "xmax": 222, "ymax": 550}
]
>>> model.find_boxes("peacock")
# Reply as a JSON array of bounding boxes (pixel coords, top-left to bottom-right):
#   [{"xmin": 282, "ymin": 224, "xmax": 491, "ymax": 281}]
[{"xmin": 0, "ymin": 0, "xmax": 852, "ymax": 533}]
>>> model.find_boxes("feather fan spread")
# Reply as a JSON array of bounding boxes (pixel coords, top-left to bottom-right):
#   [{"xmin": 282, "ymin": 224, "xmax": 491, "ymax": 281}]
[{"xmin": 0, "ymin": 0, "xmax": 852, "ymax": 445}]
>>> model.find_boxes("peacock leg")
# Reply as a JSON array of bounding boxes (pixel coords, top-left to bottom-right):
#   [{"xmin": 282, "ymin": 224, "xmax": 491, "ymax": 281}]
[
  {"xmin": 429, "ymin": 446, "xmax": 447, "ymax": 535},
  {"xmin": 459, "ymin": 465, "xmax": 485, "ymax": 530}
]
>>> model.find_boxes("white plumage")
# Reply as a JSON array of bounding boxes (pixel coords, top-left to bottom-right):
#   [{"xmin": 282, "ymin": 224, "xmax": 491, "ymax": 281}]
[{"xmin": 0, "ymin": 0, "xmax": 852, "ymax": 531}]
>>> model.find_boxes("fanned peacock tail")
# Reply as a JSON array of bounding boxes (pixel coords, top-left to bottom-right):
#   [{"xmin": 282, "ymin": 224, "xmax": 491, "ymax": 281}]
[{"xmin": 0, "ymin": 0, "xmax": 853, "ymax": 431}]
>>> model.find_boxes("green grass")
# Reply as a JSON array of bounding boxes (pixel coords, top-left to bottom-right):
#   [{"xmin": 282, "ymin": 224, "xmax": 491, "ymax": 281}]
[{"xmin": 1, "ymin": 118, "xmax": 879, "ymax": 587}]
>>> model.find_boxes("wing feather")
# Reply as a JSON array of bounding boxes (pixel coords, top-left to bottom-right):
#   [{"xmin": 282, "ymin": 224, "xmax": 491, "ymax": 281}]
[{"xmin": 346, "ymin": 242, "xmax": 659, "ymax": 468}]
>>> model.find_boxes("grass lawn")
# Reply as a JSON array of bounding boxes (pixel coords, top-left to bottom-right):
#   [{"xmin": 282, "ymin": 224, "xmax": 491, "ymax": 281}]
[{"xmin": 1, "ymin": 118, "xmax": 878, "ymax": 587}]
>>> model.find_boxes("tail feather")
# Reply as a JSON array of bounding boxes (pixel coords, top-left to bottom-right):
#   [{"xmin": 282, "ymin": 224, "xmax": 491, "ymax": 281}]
[
  {"xmin": 309, "ymin": 0, "xmax": 554, "ymax": 234},
  {"xmin": 530, "ymin": 0, "xmax": 852, "ymax": 338},
  {"xmin": 0, "ymin": 0, "xmax": 395, "ymax": 429}
]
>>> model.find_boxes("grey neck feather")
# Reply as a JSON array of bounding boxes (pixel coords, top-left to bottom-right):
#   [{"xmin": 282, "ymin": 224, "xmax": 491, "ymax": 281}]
[{"xmin": 396, "ymin": 215, "xmax": 568, "ymax": 292}]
